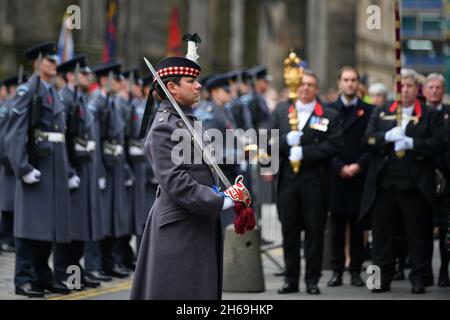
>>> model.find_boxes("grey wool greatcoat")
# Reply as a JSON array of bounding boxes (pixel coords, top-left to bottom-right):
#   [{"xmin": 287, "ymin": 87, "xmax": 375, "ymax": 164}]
[
  {"xmin": 4, "ymin": 75, "xmax": 72, "ymax": 242},
  {"xmin": 60, "ymin": 86, "xmax": 104, "ymax": 241},
  {"xmin": 118, "ymin": 96, "xmax": 147, "ymax": 237},
  {"xmin": 130, "ymin": 99, "xmax": 224, "ymax": 300},
  {"xmin": 0, "ymin": 98, "xmax": 16, "ymax": 212},
  {"xmin": 87, "ymin": 92, "xmax": 132, "ymax": 238}
]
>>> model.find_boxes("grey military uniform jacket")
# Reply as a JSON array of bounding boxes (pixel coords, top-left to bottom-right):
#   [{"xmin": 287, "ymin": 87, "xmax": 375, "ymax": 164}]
[
  {"xmin": 4, "ymin": 75, "xmax": 72, "ymax": 242},
  {"xmin": 0, "ymin": 98, "xmax": 16, "ymax": 211},
  {"xmin": 60, "ymin": 86, "xmax": 104, "ymax": 241},
  {"xmin": 87, "ymin": 92, "xmax": 131, "ymax": 237},
  {"xmin": 130, "ymin": 99, "xmax": 224, "ymax": 300}
]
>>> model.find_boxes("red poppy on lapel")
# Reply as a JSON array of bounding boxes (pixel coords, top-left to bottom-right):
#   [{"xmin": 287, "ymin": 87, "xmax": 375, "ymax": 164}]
[
  {"xmin": 357, "ymin": 108, "xmax": 364, "ymax": 117},
  {"xmin": 314, "ymin": 102, "xmax": 324, "ymax": 117}
]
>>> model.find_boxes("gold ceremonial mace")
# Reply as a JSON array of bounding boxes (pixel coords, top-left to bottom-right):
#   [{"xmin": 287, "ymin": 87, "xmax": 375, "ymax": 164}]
[
  {"xmin": 283, "ymin": 50, "xmax": 304, "ymax": 174},
  {"xmin": 394, "ymin": 0, "xmax": 405, "ymax": 158}
]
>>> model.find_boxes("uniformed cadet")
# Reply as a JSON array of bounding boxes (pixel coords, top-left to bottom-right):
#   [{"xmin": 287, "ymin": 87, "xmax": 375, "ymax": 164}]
[
  {"xmin": 423, "ymin": 73, "xmax": 450, "ymax": 287},
  {"xmin": 244, "ymin": 66, "xmax": 271, "ymax": 130},
  {"xmin": 5, "ymin": 42, "xmax": 72, "ymax": 297},
  {"xmin": 116, "ymin": 67, "xmax": 148, "ymax": 271},
  {"xmin": 270, "ymin": 70, "xmax": 342, "ymax": 295},
  {"xmin": 360, "ymin": 69, "xmax": 445, "ymax": 294},
  {"xmin": 130, "ymin": 46, "xmax": 253, "ymax": 299},
  {"xmin": 225, "ymin": 69, "xmax": 253, "ymax": 131},
  {"xmin": 138, "ymin": 74, "xmax": 158, "ymax": 252},
  {"xmin": 51, "ymin": 55, "xmax": 103, "ymax": 290},
  {"xmin": 327, "ymin": 66, "xmax": 374, "ymax": 288},
  {"xmin": 0, "ymin": 74, "xmax": 26, "ymax": 253},
  {"xmin": 194, "ymin": 73, "xmax": 240, "ymax": 229},
  {"xmin": 86, "ymin": 61, "xmax": 130, "ymax": 279}
]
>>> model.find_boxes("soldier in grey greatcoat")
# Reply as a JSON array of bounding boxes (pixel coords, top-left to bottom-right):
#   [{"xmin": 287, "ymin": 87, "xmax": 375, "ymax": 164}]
[
  {"xmin": 52, "ymin": 55, "xmax": 103, "ymax": 290},
  {"xmin": 130, "ymin": 55, "xmax": 240, "ymax": 300},
  {"xmin": 0, "ymin": 74, "xmax": 24, "ymax": 253},
  {"xmin": 5, "ymin": 42, "xmax": 72, "ymax": 297},
  {"xmin": 85, "ymin": 61, "xmax": 130, "ymax": 280}
]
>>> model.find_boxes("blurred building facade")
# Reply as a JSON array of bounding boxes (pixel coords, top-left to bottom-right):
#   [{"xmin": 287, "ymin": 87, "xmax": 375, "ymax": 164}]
[{"xmin": 0, "ymin": 0, "xmax": 448, "ymax": 93}]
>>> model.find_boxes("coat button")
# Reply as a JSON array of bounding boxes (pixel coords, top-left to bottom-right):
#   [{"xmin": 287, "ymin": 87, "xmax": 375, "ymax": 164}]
[
  {"xmin": 163, "ymin": 110, "xmax": 168, "ymax": 113},
  {"xmin": 55, "ymin": 125, "xmax": 59, "ymax": 130},
  {"xmin": 159, "ymin": 118, "xmax": 164, "ymax": 122}
]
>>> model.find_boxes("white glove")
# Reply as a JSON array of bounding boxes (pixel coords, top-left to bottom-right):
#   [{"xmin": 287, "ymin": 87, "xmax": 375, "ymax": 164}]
[
  {"xmin": 385, "ymin": 126, "xmax": 406, "ymax": 142},
  {"xmin": 289, "ymin": 146, "xmax": 303, "ymax": 161},
  {"xmin": 68, "ymin": 175, "xmax": 81, "ymax": 190},
  {"xmin": 222, "ymin": 196, "xmax": 234, "ymax": 210},
  {"xmin": 22, "ymin": 169, "xmax": 41, "ymax": 184},
  {"xmin": 394, "ymin": 137, "xmax": 414, "ymax": 152},
  {"xmin": 124, "ymin": 179, "xmax": 134, "ymax": 187},
  {"xmin": 98, "ymin": 177, "xmax": 106, "ymax": 190},
  {"xmin": 287, "ymin": 131, "xmax": 303, "ymax": 147}
]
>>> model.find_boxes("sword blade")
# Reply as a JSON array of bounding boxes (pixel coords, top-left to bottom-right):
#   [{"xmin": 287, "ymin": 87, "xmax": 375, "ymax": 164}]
[{"xmin": 143, "ymin": 57, "xmax": 231, "ymax": 188}]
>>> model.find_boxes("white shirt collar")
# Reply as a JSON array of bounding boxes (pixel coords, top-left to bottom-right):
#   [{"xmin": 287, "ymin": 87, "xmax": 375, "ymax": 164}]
[
  {"xmin": 403, "ymin": 104, "xmax": 414, "ymax": 115},
  {"xmin": 296, "ymin": 99, "xmax": 316, "ymax": 113},
  {"xmin": 340, "ymin": 95, "xmax": 358, "ymax": 107}
]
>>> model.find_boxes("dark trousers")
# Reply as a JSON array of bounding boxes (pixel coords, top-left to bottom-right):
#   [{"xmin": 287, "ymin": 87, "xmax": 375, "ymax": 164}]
[
  {"xmin": 0, "ymin": 211, "xmax": 14, "ymax": 246},
  {"xmin": 277, "ymin": 176, "xmax": 327, "ymax": 285},
  {"xmin": 329, "ymin": 213, "xmax": 364, "ymax": 274},
  {"xmin": 118, "ymin": 235, "xmax": 135, "ymax": 267},
  {"xmin": 99, "ymin": 236, "xmax": 128, "ymax": 271},
  {"xmin": 84, "ymin": 241, "xmax": 102, "ymax": 272},
  {"xmin": 371, "ymin": 188, "xmax": 433, "ymax": 287},
  {"xmin": 14, "ymin": 238, "xmax": 53, "ymax": 288},
  {"xmin": 53, "ymin": 241, "xmax": 85, "ymax": 282}
]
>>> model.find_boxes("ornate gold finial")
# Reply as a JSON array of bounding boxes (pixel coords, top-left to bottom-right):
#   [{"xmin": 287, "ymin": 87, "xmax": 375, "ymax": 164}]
[
  {"xmin": 283, "ymin": 49, "xmax": 304, "ymax": 174},
  {"xmin": 284, "ymin": 49, "xmax": 304, "ymax": 100}
]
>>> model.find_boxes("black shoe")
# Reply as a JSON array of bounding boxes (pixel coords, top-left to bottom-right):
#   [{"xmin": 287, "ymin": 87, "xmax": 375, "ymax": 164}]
[
  {"xmin": 306, "ymin": 284, "xmax": 321, "ymax": 295},
  {"xmin": 104, "ymin": 265, "xmax": 130, "ymax": 278},
  {"xmin": 371, "ymin": 285, "xmax": 391, "ymax": 293},
  {"xmin": 39, "ymin": 282, "xmax": 71, "ymax": 294},
  {"xmin": 83, "ymin": 276, "xmax": 101, "ymax": 288},
  {"xmin": 86, "ymin": 271, "xmax": 112, "ymax": 282},
  {"xmin": 0, "ymin": 243, "xmax": 15, "ymax": 252},
  {"xmin": 438, "ymin": 275, "xmax": 450, "ymax": 287},
  {"xmin": 350, "ymin": 272, "xmax": 365, "ymax": 287},
  {"xmin": 124, "ymin": 261, "xmax": 136, "ymax": 272},
  {"xmin": 392, "ymin": 270, "xmax": 405, "ymax": 281},
  {"xmin": 327, "ymin": 273, "xmax": 343, "ymax": 287},
  {"xmin": 411, "ymin": 285, "xmax": 425, "ymax": 294},
  {"xmin": 277, "ymin": 282, "xmax": 299, "ymax": 294},
  {"xmin": 15, "ymin": 283, "xmax": 45, "ymax": 298},
  {"xmin": 274, "ymin": 270, "xmax": 286, "ymax": 277},
  {"xmin": 57, "ymin": 280, "xmax": 85, "ymax": 291}
]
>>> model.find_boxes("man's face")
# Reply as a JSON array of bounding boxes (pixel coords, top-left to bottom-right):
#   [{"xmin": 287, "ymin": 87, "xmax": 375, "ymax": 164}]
[
  {"xmin": 401, "ymin": 77, "xmax": 418, "ymax": 106},
  {"xmin": 0, "ymin": 85, "xmax": 8, "ymax": 100},
  {"xmin": 78, "ymin": 72, "xmax": 90, "ymax": 88},
  {"xmin": 111, "ymin": 77, "xmax": 121, "ymax": 93},
  {"xmin": 298, "ymin": 74, "xmax": 319, "ymax": 103},
  {"xmin": 423, "ymin": 79, "xmax": 445, "ymax": 106},
  {"xmin": 338, "ymin": 70, "xmax": 359, "ymax": 97},
  {"xmin": 370, "ymin": 94, "xmax": 386, "ymax": 108},
  {"xmin": 132, "ymin": 83, "xmax": 143, "ymax": 98},
  {"xmin": 256, "ymin": 79, "xmax": 269, "ymax": 93},
  {"xmin": 168, "ymin": 77, "xmax": 201, "ymax": 106},
  {"xmin": 40, "ymin": 57, "xmax": 58, "ymax": 78},
  {"xmin": 211, "ymin": 87, "xmax": 231, "ymax": 106}
]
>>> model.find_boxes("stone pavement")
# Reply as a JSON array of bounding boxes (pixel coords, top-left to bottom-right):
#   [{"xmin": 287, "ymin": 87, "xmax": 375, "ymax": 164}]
[{"xmin": 1, "ymin": 242, "xmax": 448, "ymax": 300}]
